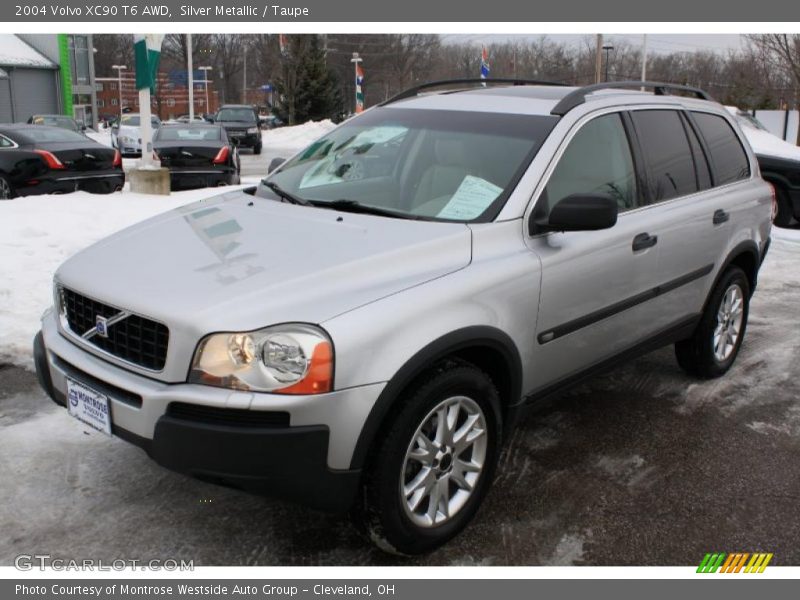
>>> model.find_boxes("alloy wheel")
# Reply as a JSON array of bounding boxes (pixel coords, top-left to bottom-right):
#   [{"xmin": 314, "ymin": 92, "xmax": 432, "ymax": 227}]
[
  {"xmin": 400, "ymin": 395, "xmax": 487, "ymax": 528},
  {"xmin": 713, "ymin": 283, "xmax": 744, "ymax": 362}
]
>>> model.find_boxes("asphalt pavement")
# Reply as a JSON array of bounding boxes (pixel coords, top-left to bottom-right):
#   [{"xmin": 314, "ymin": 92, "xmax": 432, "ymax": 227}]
[{"xmin": 1, "ymin": 230, "xmax": 798, "ymax": 567}]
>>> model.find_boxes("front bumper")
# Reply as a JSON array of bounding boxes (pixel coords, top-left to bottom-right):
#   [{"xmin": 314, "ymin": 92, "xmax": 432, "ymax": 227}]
[
  {"xmin": 225, "ymin": 132, "xmax": 260, "ymax": 148},
  {"xmin": 34, "ymin": 311, "xmax": 384, "ymax": 512}
]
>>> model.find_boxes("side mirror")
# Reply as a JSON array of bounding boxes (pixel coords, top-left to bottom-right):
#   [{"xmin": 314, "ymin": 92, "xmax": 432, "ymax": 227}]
[
  {"xmin": 268, "ymin": 157, "xmax": 286, "ymax": 174},
  {"xmin": 530, "ymin": 193, "xmax": 618, "ymax": 234}
]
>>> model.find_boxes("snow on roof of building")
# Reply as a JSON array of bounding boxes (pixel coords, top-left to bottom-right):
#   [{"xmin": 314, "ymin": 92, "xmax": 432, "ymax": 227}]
[
  {"xmin": 0, "ymin": 68, "xmax": 8, "ymax": 79},
  {"xmin": 0, "ymin": 35, "xmax": 57, "ymax": 69}
]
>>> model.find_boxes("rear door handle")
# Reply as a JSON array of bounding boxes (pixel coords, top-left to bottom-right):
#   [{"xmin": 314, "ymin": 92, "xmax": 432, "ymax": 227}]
[
  {"xmin": 713, "ymin": 209, "xmax": 730, "ymax": 225},
  {"xmin": 632, "ymin": 232, "xmax": 658, "ymax": 252}
]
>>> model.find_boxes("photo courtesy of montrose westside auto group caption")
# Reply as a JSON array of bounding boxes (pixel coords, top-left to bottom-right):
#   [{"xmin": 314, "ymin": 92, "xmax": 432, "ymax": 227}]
[{"xmin": 0, "ymin": 0, "xmax": 799, "ymax": 597}]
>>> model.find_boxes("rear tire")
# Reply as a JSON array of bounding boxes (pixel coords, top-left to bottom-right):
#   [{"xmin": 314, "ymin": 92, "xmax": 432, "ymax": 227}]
[
  {"xmin": 359, "ymin": 362, "xmax": 502, "ymax": 555},
  {"xmin": 253, "ymin": 143, "xmax": 262, "ymax": 155},
  {"xmin": 675, "ymin": 266, "xmax": 750, "ymax": 378},
  {"xmin": 773, "ymin": 185, "xmax": 794, "ymax": 227},
  {"xmin": 0, "ymin": 175, "xmax": 14, "ymax": 200}
]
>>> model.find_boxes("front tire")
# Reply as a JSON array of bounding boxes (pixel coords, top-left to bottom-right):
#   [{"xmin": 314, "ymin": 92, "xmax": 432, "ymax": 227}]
[
  {"xmin": 675, "ymin": 266, "xmax": 750, "ymax": 378},
  {"xmin": 359, "ymin": 362, "xmax": 502, "ymax": 555},
  {"xmin": 253, "ymin": 143, "xmax": 262, "ymax": 155},
  {"xmin": 0, "ymin": 175, "xmax": 14, "ymax": 200}
]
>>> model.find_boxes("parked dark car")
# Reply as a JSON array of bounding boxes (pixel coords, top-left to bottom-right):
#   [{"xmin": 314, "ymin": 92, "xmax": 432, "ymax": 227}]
[
  {"xmin": 212, "ymin": 104, "xmax": 262, "ymax": 154},
  {"xmin": 153, "ymin": 123, "xmax": 240, "ymax": 190},
  {"xmin": 0, "ymin": 125, "xmax": 123, "ymax": 199},
  {"xmin": 27, "ymin": 114, "xmax": 86, "ymax": 134}
]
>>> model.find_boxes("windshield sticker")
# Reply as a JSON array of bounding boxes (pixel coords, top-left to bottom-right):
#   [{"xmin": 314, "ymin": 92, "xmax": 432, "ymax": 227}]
[{"xmin": 437, "ymin": 176, "xmax": 503, "ymax": 220}]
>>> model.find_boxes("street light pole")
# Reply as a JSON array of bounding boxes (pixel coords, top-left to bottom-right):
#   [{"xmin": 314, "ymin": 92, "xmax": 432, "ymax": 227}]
[
  {"xmin": 602, "ymin": 43, "xmax": 614, "ymax": 82},
  {"xmin": 199, "ymin": 66, "xmax": 212, "ymax": 115},
  {"xmin": 187, "ymin": 34, "xmax": 194, "ymax": 121},
  {"xmin": 112, "ymin": 64, "xmax": 127, "ymax": 118}
]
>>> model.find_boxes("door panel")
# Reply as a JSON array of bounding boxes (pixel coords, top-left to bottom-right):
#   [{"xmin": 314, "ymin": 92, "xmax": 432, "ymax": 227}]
[{"xmin": 527, "ymin": 112, "xmax": 663, "ymax": 389}]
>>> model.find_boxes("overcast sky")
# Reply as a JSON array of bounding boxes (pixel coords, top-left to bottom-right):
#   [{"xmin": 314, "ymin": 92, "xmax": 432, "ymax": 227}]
[{"xmin": 441, "ymin": 34, "xmax": 746, "ymax": 54}]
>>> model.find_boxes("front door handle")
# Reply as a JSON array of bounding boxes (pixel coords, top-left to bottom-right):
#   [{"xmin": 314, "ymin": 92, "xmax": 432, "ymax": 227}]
[
  {"xmin": 713, "ymin": 209, "xmax": 730, "ymax": 225},
  {"xmin": 632, "ymin": 232, "xmax": 658, "ymax": 252}
]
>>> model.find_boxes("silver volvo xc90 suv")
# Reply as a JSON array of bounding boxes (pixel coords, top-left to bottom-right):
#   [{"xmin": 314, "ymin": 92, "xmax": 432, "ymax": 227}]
[{"xmin": 34, "ymin": 80, "xmax": 773, "ymax": 554}]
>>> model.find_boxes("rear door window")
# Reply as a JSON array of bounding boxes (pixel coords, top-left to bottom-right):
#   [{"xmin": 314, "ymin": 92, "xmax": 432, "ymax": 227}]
[
  {"xmin": 691, "ymin": 112, "xmax": 750, "ymax": 185},
  {"xmin": 631, "ymin": 110, "xmax": 698, "ymax": 203},
  {"xmin": 682, "ymin": 114, "xmax": 712, "ymax": 191}
]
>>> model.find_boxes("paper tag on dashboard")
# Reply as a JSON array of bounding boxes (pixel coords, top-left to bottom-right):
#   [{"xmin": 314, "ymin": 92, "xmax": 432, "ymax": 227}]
[{"xmin": 437, "ymin": 176, "xmax": 503, "ymax": 220}]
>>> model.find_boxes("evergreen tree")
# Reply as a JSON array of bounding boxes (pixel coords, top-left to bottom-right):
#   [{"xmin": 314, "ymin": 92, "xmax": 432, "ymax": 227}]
[{"xmin": 274, "ymin": 35, "xmax": 342, "ymax": 125}]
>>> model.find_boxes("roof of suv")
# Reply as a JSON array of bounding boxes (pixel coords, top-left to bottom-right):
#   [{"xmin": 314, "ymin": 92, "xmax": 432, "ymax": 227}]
[{"xmin": 384, "ymin": 82, "xmax": 720, "ymax": 117}]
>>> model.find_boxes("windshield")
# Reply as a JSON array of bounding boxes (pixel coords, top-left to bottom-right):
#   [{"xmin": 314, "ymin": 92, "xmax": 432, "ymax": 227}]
[
  {"xmin": 216, "ymin": 108, "xmax": 256, "ymax": 122},
  {"xmin": 33, "ymin": 116, "xmax": 79, "ymax": 132},
  {"xmin": 263, "ymin": 107, "xmax": 557, "ymax": 222},
  {"xmin": 21, "ymin": 127, "xmax": 89, "ymax": 143},
  {"xmin": 156, "ymin": 126, "xmax": 221, "ymax": 141},
  {"xmin": 120, "ymin": 115, "xmax": 161, "ymax": 127}
]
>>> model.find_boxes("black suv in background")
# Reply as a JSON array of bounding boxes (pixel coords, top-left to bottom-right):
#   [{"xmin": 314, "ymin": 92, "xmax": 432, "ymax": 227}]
[{"xmin": 212, "ymin": 105, "xmax": 262, "ymax": 154}]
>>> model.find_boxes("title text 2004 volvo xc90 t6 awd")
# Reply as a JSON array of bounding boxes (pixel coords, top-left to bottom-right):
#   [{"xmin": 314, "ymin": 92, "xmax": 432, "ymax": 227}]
[{"xmin": 34, "ymin": 80, "xmax": 772, "ymax": 554}]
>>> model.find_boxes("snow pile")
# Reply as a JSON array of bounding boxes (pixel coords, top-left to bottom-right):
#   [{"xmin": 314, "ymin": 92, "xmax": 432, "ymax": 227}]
[
  {"xmin": 85, "ymin": 128, "xmax": 113, "ymax": 147},
  {"xmin": 0, "ymin": 188, "xmax": 227, "ymax": 367},
  {"xmin": 263, "ymin": 119, "xmax": 337, "ymax": 150}
]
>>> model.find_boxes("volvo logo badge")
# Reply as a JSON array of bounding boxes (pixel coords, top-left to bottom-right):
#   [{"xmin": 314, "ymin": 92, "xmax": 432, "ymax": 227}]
[{"xmin": 95, "ymin": 315, "xmax": 109, "ymax": 338}]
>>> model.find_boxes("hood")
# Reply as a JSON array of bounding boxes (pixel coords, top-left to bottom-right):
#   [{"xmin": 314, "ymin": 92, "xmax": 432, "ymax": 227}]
[
  {"xmin": 55, "ymin": 191, "xmax": 472, "ymax": 350},
  {"xmin": 740, "ymin": 126, "xmax": 800, "ymax": 162}
]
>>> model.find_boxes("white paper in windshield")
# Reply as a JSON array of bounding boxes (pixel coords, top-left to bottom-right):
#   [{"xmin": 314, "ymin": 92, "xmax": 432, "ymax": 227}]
[{"xmin": 437, "ymin": 176, "xmax": 503, "ymax": 220}]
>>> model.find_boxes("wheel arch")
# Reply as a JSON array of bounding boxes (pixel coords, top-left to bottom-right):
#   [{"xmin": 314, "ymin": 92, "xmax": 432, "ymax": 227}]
[
  {"xmin": 349, "ymin": 326, "xmax": 523, "ymax": 470},
  {"xmin": 712, "ymin": 240, "xmax": 760, "ymax": 302}
]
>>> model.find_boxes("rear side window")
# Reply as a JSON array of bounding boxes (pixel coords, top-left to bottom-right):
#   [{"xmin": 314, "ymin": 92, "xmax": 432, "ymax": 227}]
[
  {"xmin": 691, "ymin": 112, "xmax": 750, "ymax": 185},
  {"xmin": 631, "ymin": 110, "xmax": 697, "ymax": 203}
]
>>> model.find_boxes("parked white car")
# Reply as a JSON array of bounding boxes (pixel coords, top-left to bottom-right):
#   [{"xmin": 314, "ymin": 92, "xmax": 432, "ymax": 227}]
[{"xmin": 110, "ymin": 114, "xmax": 162, "ymax": 156}]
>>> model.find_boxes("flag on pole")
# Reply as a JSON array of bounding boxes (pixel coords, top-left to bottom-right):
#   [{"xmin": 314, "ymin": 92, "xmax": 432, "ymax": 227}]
[
  {"xmin": 480, "ymin": 46, "xmax": 490, "ymax": 83},
  {"xmin": 279, "ymin": 34, "xmax": 289, "ymax": 57},
  {"xmin": 355, "ymin": 63, "xmax": 365, "ymax": 113},
  {"xmin": 134, "ymin": 34, "xmax": 163, "ymax": 93}
]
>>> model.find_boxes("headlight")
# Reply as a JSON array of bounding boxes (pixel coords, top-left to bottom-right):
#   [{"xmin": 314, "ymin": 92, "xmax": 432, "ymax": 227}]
[
  {"xmin": 247, "ymin": 127, "xmax": 259, "ymax": 134},
  {"xmin": 188, "ymin": 324, "xmax": 333, "ymax": 394}
]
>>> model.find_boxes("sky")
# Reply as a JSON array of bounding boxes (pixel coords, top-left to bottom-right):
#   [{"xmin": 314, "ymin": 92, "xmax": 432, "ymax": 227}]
[{"xmin": 440, "ymin": 34, "xmax": 746, "ymax": 54}]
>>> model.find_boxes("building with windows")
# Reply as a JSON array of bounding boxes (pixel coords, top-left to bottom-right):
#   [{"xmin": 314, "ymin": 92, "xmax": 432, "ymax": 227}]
[
  {"xmin": 96, "ymin": 70, "xmax": 220, "ymax": 121},
  {"xmin": 0, "ymin": 34, "xmax": 99, "ymax": 127}
]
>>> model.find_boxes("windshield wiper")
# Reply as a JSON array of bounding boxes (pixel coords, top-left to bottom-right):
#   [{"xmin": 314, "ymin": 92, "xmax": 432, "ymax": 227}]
[
  {"xmin": 312, "ymin": 198, "xmax": 424, "ymax": 220},
  {"xmin": 263, "ymin": 180, "xmax": 312, "ymax": 206}
]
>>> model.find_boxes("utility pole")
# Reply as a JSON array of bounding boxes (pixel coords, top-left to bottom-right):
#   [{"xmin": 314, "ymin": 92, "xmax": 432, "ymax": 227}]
[
  {"xmin": 187, "ymin": 34, "xmax": 194, "ymax": 121},
  {"xmin": 242, "ymin": 47, "xmax": 247, "ymax": 104},
  {"xmin": 641, "ymin": 34, "xmax": 648, "ymax": 89},
  {"xmin": 594, "ymin": 34, "xmax": 603, "ymax": 84}
]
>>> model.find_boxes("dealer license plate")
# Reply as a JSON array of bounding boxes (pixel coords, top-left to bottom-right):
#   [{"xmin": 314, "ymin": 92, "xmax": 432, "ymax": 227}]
[{"xmin": 66, "ymin": 378, "xmax": 112, "ymax": 436}]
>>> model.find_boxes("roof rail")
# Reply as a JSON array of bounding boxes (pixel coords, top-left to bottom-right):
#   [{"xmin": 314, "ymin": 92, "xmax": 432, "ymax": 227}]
[
  {"xmin": 550, "ymin": 80, "xmax": 714, "ymax": 116},
  {"xmin": 380, "ymin": 78, "xmax": 569, "ymax": 106}
]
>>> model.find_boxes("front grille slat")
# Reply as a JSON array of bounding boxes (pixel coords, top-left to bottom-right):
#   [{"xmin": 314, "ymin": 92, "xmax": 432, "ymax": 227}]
[{"xmin": 61, "ymin": 288, "xmax": 169, "ymax": 371}]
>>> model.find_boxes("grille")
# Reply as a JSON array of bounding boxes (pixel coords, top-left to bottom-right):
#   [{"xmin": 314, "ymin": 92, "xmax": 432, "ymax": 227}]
[
  {"xmin": 166, "ymin": 402, "xmax": 290, "ymax": 428},
  {"xmin": 61, "ymin": 287, "xmax": 169, "ymax": 371}
]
